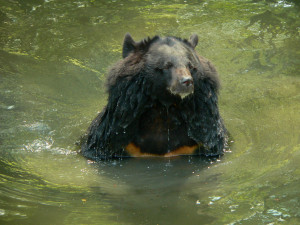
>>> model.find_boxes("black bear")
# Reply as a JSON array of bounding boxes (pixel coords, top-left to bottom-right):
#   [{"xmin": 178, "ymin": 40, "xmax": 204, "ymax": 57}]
[{"xmin": 81, "ymin": 33, "xmax": 228, "ymax": 159}]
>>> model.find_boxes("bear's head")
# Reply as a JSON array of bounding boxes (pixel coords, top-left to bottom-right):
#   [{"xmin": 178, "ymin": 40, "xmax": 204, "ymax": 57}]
[{"xmin": 121, "ymin": 33, "xmax": 201, "ymax": 103}]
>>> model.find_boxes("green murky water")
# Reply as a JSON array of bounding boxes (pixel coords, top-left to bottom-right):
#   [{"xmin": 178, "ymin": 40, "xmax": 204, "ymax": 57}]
[{"xmin": 0, "ymin": 0, "xmax": 299, "ymax": 224}]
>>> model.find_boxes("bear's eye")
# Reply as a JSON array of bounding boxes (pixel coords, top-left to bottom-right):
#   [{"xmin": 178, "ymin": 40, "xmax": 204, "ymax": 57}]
[
  {"xmin": 155, "ymin": 67, "xmax": 163, "ymax": 72},
  {"xmin": 188, "ymin": 63, "xmax": 196, "ymax": 71},
  {"xmin": 164, "ymin": 62, "xmax": 173, "ymax": 70},
  {"xmin": 155, "ymin": 62, "xmax": 173, "ymax": 72}
]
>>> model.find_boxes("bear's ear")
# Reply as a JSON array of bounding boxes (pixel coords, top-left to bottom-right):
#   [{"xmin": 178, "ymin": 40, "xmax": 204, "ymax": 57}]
[
  {"xmin": 122, "ymin": 33, "xmax": 136, "ymax": 58},
  {"xmin": 189, "ymin": 34, "xmax": 198, "ymax": 49}
]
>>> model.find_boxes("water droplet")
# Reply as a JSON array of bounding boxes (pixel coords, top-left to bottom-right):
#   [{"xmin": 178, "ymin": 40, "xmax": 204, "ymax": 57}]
[
  {"xmin": 166, "ymin": 107, "xmax": 171, "ymax": 153},
  {"xmin": 267, "ymin": 209, "xmax": 282, "ymax": 216},
  {"xmin": 0, "ymin": 209, "xmax": 5, "ymax": 216},
  {"xmin": 209, "ymin": 196, "xmax": 222, "ymax": 201}
]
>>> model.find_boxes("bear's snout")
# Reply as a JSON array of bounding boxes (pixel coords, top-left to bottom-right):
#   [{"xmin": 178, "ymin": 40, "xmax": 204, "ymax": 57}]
[
  {"xmin": 175, "ymin": 67, "xmax": 193, "ymax": 86},
  {"xmin": 168, "ymin": 67, "xmax": 194, "ymax": 98},
  {"xmin": 180, "ymin": 76, "xmax": 193, "ymax": 87}
]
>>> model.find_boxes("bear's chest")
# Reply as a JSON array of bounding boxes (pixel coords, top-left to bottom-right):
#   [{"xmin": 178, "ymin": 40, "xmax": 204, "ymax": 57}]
[{"xmin": 126, "ymin": 105, "xmax": 197, "ymax": 156}]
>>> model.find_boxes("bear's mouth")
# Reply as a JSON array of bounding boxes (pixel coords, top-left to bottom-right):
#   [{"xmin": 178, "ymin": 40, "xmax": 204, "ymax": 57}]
[{"xmin": 167, "ymin": 85, "xmax": 194, "ymax": 99}]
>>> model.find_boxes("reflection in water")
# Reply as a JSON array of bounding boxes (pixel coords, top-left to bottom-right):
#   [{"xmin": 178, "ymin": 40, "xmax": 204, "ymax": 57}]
[
  {"xmin": 92, "ymin": 157, "xmax": 220, "ymax": 225},
  {"xmin": 0, "ymin": 0, "xmax": 299, "ymax": 224}
]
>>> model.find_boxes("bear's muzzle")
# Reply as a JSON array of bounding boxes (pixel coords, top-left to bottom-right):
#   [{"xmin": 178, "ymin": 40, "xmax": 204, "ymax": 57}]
[{"xmin": 168, "ymin": 67, "xmax": 194, "ymax": 98}]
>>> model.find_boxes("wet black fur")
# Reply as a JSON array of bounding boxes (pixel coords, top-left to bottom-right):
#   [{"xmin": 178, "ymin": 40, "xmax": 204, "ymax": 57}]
[{"xmin": 81, "ymin": 34, "xmax": 228, "ymax": 160}]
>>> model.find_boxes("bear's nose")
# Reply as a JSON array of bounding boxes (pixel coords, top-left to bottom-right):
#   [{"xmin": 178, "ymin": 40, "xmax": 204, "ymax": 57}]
[{"xmin": 180, "ymin": 77, "xmax": 193, "ymax": 87}]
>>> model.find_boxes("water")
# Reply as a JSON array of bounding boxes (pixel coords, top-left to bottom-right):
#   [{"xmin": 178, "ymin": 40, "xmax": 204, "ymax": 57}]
[{"xmin": 0, "ymin": 0, "xmax": 299, "ymax": 224}]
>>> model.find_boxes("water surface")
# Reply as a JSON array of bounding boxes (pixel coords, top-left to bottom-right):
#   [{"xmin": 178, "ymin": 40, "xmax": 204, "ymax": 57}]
[{"xmin": 0, "ymin": 0, "xmax": 299, "ymax": 224}]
